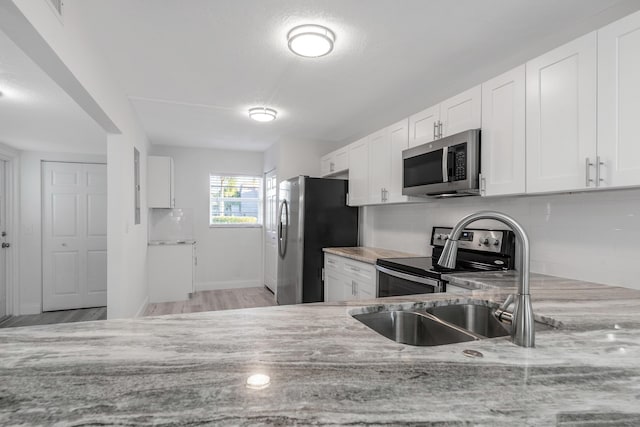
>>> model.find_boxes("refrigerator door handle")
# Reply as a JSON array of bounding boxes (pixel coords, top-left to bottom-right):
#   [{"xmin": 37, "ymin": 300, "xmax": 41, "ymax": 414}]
[{"xmin": 277, "ymin": 200, "xmax": 289, "ymax": 258}]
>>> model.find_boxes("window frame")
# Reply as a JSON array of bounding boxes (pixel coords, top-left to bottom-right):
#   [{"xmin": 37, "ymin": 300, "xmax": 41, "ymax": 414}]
[{"xmin": 208, "ymin": 173, "xmax": 264, "ymax": 228}]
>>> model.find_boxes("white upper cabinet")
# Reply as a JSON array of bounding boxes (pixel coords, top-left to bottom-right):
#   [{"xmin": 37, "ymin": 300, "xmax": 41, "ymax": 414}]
[
  {"xmin": 320, "ymin": 147, "xmax": 348, "ymax": 177},
  {"xmin": 368, "ymin": 128, "xmax": 391, "ymax": 204},
  {"xmin": 387, "ymin": 119, "xmax": 410, "ymax": 203},
  {"xmin": 598, "ymin": 11, "xmax": 640, "ymax": 188},
  {"xmin": 440, "ymin": 85, "xmax": 482, "ymax": 137},
  {"xmin": 526, "ymin": 32, "xmax": 597, "ymax": 194},
  {"xmin": 481, "ymin": 66, "xmax": 526, "ymax": 196},
  {"xmin": 347, "ymin": 137, "xmax": 369, "ymax": 206},
  {"xmin": 148, "ymin": 155, "xmax": 175, "ymax": 208},
  {"xmin": 408, "ymin": 86, "xmax": 481, "ymax": 149},
  {"xmin": 408, "ymin": 104, "xmax": 440, "ymax": 147}
]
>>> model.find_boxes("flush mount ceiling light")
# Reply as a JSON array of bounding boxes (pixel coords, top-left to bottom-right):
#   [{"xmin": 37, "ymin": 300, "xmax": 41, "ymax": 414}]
[
  {"xmin": 248, "ymin": 107, "xmax": 277, "ymax": 122},
  {"xmin": 287, "ymin": 24, "xmax": 335, "ymax": 58}
]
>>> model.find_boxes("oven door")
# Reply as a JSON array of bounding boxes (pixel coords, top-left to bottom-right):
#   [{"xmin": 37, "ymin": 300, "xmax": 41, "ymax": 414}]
[{"xmin": 376, "ymin": 265, "xmax": 443, "ymax": 297}]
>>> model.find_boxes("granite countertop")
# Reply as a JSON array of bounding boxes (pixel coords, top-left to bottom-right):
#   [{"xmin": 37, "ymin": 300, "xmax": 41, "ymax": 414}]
[
  {"xmin": 1, "ymin": 273, "xmax": 640, "ymax": 425},
  {"xmin": 323, "ymin": 246, "xmax": 420, "ymax": 264},
  {"xmin": 148, "ymin": 239, "xmax": 196, "ymax": 246}
]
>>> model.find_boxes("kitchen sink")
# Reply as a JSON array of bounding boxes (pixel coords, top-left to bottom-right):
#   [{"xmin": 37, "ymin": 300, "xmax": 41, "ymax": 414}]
[
  {"xmin": 353, "ymin": 302, "xmax": 555, "ymax": 346},
  {"xmin": 424, "ymin": 303, "xmax": 510, "ymax": 338},
  {"xmin": 352, "ymin": 310, "xmax": 478, "ymax": 346}
]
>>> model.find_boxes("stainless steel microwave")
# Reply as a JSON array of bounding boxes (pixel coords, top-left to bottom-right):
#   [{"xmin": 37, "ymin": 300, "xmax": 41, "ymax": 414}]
[{"xmin": 402, "ymin": 129, "xmax": 480, "ymax": 197}]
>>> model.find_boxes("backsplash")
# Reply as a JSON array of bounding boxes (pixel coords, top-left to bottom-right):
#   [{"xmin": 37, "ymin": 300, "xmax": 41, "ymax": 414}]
[
  {"xmin": 148, "ymin": 208, "xmax": 195, "ymax": 242},
  {"xmin": 361, "ymin": 188, "xmax": 640, "ymax": 290}
]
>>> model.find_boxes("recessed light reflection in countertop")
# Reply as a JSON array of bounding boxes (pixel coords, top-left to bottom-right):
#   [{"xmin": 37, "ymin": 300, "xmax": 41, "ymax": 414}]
[{"xmin": 246, "ymin": 373, "xmax": 271, "ymax": 390}]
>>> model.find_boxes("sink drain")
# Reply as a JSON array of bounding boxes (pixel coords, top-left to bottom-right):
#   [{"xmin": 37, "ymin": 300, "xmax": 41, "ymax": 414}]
[{"xmin": 462, "ymin": 349, "xmax": 484, "ymax": 358}]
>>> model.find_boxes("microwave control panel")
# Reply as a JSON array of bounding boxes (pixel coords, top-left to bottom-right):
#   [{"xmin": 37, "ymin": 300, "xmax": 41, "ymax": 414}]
[{"xmin": 449, "ymin": 143, "xmax": 467, "ymax": 181}]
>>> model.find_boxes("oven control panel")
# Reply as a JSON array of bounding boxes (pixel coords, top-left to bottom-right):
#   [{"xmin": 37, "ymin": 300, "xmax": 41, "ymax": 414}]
[{"xmin": 431, "ymin": 227, "xmax": 506, "ymax": 254}]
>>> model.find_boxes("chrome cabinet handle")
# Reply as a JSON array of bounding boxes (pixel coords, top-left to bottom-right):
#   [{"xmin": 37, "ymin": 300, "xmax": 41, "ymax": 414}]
[
  {"xmin": 438, "ymin": 121, "xmax": 443, "ymax": 139},
  {"xmin": 433, "ymin": 122, "xmax": 437, "ymax": 140},
  {"xmin": 596, "ymin": 156, "xmax": 605, "ymax": 187},
  {"xmin": 585, "ymin": 158, "xmax": 595, "ymax": 187},
  {"xmin": 479, "ymin": 173, "xmax": 486, "ymax": 196},
  {"xmin": 442, "ymin": 146, "xmax": 449, "ymax": 183}
]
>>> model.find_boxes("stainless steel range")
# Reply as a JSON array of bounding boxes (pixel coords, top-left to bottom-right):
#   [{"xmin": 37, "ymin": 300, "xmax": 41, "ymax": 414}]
[{"xmin": 376, "ymin": 227, "xmax": 516, "ymax": 297}]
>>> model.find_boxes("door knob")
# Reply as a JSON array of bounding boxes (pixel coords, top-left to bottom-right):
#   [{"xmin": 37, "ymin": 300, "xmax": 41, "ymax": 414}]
[{"xmin": 1, "ymin": 242, "xmax": 10, "ymax": 248}]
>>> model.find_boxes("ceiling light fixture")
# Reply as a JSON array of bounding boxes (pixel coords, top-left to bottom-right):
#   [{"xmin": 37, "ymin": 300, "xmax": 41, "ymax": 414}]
[
  {"xmin": 287, "ymin": 24, "xmax": 335, "ymax": 58},
  {"xmin": 248, "ymin": 107, "xmax": 277, "ymax": 122}
]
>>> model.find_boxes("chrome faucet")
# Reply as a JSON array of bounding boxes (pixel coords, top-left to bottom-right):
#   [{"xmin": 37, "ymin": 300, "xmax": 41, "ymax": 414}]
[{"xmin": 437, "ymin": 211, "xmax": 535, "ymax": 348}]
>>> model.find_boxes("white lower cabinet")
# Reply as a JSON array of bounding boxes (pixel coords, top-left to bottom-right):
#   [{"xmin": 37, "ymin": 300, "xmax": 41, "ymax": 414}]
[
  {"xmin": 148, "ymin": 244, "xmax": 195, "ymax": 303},
  {"xmin": 324, "ymin": 254, "xmax": 376, "ymax": 302}
]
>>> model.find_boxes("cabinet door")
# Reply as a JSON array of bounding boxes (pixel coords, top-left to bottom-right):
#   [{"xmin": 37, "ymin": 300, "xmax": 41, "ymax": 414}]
[
  {"xmin": 334, "ymin": 148, "xmax": 349, "ymax": 172},
  {"xmin": 347, "ymin": 138, "xmax": 370, "ymax": 206},
  {"xmin": 526, "ymin": 33, "xmax": 597, "ymax": 193},
  {"xmin": 598, "ymin": 11, "xmax": 640, "ymax": 188},
  {"xmin": 320, "ymin": 154, "xmax": 333, "ymax": 177},
  {"xmin": 324, "ymin": 270, "xmax": 345, "ymax": 302},
  {"xmin": 481, "ymin": 66, "xmax": 526, "ymax": 196},
  {"xmin": 440, "ymin": 85, "xmax": 481, "ymax": 136},
  {"xmin": 148, "ymin": 156, "xmax": 174, "ymax": 208},
  {"xmin": 408, "ymin": 104, "xmax": 440, "ymax": 147},
  {"xmin": 368, "ymin": 129, "xmax": 390, "ymax": 203},
  {"xmin": 388, "ymin": 119, "xmax": 410, "ymax": 203}
]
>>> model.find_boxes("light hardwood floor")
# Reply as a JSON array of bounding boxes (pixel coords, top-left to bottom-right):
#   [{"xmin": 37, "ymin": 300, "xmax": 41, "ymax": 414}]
[
  {"xmin": 0, "ymin": 307, "xmax": 107, "ymax": 329},
  {"xmin": 144, "ymin": 286, "xmax": 276, "ymax": 316}
]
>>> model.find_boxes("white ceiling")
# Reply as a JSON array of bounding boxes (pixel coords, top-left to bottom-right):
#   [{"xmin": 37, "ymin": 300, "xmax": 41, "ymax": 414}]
[
  {"xmin": 75, "ymin": 0, "xmax": 639, "ymax": 152},
  {"xmin": 0, "ymin": 29, "xmax": 106, "ymax": 154}
]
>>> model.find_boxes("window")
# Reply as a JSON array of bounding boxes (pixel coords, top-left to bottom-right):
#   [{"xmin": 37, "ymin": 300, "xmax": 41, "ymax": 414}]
[{"xmin": 209, "ymin": 175, "xmax": 263, "ymax": 226}]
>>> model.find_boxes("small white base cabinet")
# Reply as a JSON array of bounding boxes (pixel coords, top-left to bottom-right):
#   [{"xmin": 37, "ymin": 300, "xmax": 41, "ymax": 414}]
[
  {"xmin": 148, "ymin": 243, "xmax": 195, "ymax": 303},
  {"xmin": 324, "ymin": 254, "xmax": 376, "ymax": 302}
]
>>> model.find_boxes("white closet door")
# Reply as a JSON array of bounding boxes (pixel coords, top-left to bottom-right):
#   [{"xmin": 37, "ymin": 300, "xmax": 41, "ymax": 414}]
[
  {"xmin": 598, "ymin": 11, "xmax": 640, "ymax": 188},
  {"xmin": 481, "ymin": 65, "xmax": 526, "ymax": 196},
  {"xmin": 526, "ymin": 32, "xmax": 597, "ymax": 194},
  {"xmin": 43, "ymin": 162, "xmax": 107, "ymax": 311}
]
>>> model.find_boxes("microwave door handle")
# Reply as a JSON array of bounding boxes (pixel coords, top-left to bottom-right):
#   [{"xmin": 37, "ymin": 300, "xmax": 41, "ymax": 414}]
[{"xmin": 442, "ymin": 146, "xmax": 448, "ymax": 183}]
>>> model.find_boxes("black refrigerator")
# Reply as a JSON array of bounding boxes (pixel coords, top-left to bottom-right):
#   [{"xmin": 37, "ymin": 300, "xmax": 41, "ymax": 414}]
[{"xmin": 276, "ymin": 176, "xmax": 358, "ymax": 305}]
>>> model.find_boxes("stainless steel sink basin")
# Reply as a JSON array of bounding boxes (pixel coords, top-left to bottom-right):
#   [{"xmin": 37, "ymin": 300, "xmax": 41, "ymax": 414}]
[
  {"xmin": 353, "ymin": 310, "xmax": 478, "ymax": 346},
  {"xmin": 424, "ymin": 303, "xmax": 510, "ymax": 338},
  {"xmin": 353, "ymin": 302, "xmax": 555, "ymax": 346}
]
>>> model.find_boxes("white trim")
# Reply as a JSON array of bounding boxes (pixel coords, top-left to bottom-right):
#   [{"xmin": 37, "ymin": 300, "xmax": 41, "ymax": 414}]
[
  {"xmin": 195, "ymin": 280, "xmax": 262, "ymax": 292},
  {"xmin": 134, "ymin": 295, "xmax": 149, "ymax": 318},
  {"xmin": 0, "ymin": 144, "xmax": 19, "ymax": 315}
]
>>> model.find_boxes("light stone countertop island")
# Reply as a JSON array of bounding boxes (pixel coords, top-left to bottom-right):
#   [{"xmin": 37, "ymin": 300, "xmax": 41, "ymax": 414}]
[{"xmin": 1, "ymin": 272, "xmax": 640, "ymax": 426}]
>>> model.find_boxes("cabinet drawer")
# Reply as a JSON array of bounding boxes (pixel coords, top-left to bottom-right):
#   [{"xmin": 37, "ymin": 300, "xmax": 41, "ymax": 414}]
[
  {"xmin": 343, "ymin": 259, "xmax": 375, "ymax": 280},
  {"xmin": 324, "ymin": 254, "xmax": 343, "ymax": 273}
]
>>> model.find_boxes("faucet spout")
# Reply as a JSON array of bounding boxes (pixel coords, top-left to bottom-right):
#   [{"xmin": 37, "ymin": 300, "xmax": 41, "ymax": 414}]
[{"xmin": 437, "ymin": 211, "xmax": 535, "ymax": 348}]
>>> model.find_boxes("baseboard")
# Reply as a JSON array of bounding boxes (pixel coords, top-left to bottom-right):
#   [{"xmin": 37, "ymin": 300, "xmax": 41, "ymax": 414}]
[
  {"xmin": 19, "ymin": 303, "xmax": 41, "ymax": 316},
  {"xmin": 134, "ymin": 296, "xmax": 149, "ymax": 318},
  {"xmin": 195, "ymin": 280, "xmax": 263, "ymax": 292}
]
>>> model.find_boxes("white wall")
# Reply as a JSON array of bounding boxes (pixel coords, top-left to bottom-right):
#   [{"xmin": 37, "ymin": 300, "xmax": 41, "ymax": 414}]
[
  {"xmin": 150, "ymin": 145, "xmax": 264, "ymax": 291},
  {"xmin": 18, "ymin": 151, "xmax": 106, "ymax": 314},
  {"xmin": 362, "ymin": 188, "xmax": 640, "ymax": 289},
  {"xmin": 5, "ymin": 0, "xmax": 152, "ymax": 318}
]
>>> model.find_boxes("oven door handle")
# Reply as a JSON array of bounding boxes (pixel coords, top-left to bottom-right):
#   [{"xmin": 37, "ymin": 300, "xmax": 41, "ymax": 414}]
[{"xmin": 376, "ymin": 265, "xmax": 443, "ymax": 291}]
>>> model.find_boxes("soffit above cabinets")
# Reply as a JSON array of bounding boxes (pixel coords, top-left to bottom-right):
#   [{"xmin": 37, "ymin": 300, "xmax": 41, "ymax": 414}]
[{"xmin": 75, "ymin": 0, "xmax": 639, "ymax": 151}]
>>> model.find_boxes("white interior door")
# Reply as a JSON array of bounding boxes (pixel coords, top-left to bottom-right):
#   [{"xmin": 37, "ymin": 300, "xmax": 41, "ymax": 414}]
[
  {"xmin": 42, "ymin": 162, "xmax": 107, "ymax": 311},
  {"xmin": 0, "ymin": 161, "xmax": 6, "ymax": 318},
  {"xmin": 263, "ymin": 169, "xmax": 277, "ymax": 292}
]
